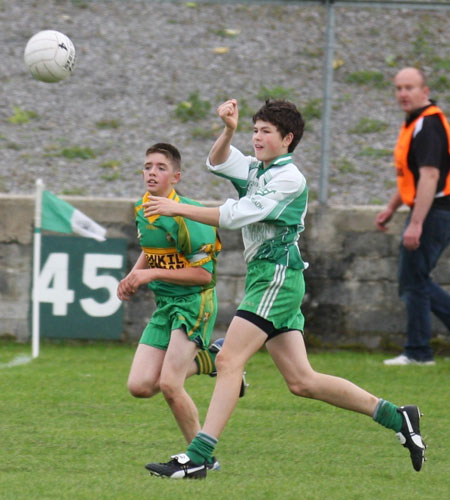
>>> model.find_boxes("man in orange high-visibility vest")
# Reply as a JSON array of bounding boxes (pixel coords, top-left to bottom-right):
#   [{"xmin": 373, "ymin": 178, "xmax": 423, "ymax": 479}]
[{"xmin": 376, "ymin": 67, "xmax": 450, "ymax": 366}]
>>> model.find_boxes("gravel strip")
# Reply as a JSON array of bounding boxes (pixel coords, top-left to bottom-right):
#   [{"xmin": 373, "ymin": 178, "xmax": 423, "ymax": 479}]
[{"xmin": 1, "ymin": 0, "xmax": 449, "ymax": 205}]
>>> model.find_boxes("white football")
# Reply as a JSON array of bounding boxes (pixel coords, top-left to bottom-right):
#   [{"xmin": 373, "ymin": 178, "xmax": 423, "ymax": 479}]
[{"xmin": 24, "ymin": 30, "xmax": 76, "ymax": 83}]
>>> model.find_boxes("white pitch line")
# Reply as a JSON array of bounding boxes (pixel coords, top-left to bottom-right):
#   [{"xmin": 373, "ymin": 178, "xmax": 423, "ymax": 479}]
[{"xmin": 0, "ymin": 354, "xmax": 32, "ymax": 368}]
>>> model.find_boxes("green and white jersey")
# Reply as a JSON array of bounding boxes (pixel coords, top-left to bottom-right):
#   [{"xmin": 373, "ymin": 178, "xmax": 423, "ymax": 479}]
[
  {"xmin": 207, "ymin": 146, "xmax": 308, "ymax": 269},
  {"xmin": 135, "ymin": 189, "xmax": 221, "ymax": 296}
]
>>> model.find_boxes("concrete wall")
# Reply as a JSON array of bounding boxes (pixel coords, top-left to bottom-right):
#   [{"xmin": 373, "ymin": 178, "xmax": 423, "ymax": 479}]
[{"xmin": 1, "ymin": 194, "xmax": 449, "ymax": 351}]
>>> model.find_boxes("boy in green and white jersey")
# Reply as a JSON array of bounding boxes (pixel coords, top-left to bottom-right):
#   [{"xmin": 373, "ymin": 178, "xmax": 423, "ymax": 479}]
[
  {"xmin": 144, "ymin": 101, "xmax": 426, "ymax": 478},
  {"xmin": 211, "ymin": 145, "xmax": 308, "ymax": 268},
  {"xmin": 207, "ymin": 139, "xmax": 308, "ymax": 333},
  {"xmin": 117, "ymin": 143, "xmax": 223, "ymax": 460}
]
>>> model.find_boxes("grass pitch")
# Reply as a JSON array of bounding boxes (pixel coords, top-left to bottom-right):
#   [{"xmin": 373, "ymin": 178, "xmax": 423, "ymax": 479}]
[{"xmin": 1, "ymin": 340, "xmax": 448, "ymax": 500}]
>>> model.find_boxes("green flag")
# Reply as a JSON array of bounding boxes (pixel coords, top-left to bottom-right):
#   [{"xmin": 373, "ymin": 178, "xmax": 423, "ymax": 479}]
[{"xmin": 41, "ymin": 190, "xmax": 106, "ymax": 241}]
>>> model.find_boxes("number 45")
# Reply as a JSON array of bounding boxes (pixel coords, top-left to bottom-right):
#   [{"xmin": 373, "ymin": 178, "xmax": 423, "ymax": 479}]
[{"xmin": 37, "ymin": 253, "xmax": 123, "ymax": 317}]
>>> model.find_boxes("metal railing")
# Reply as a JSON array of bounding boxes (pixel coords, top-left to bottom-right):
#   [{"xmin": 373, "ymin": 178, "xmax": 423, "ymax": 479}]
[
  {"xmin": 156, "ymin": 0, "xmax": 450, "ymax": 202},
  {"xmin": 317, "ymin": 0, "xmax": 450, "ymax": 204},
  {"xmin": 162, "ymin": 0, "xmax": 450, "ymax": 204}
]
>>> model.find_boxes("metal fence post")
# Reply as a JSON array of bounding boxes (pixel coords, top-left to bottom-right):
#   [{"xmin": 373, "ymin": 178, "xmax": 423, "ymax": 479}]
[{"xmin": 319, "ymin": 0, "xmax": 336, "ymax": 205}]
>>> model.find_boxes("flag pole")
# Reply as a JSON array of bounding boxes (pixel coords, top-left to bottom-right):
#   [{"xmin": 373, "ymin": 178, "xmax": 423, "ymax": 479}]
[{"xmin": 32, "ymin": 179, "xmax": 44, "ymax": 358}]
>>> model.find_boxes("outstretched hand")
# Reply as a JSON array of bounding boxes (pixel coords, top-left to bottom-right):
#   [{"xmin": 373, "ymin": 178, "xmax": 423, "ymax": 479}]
[
  {"xmin": 143, "ymin": 197, "xmax": 180, "ymax": 218},
  {"xmin": 218, "ymin": 99, "xmax": 239, "ymax": 131}
]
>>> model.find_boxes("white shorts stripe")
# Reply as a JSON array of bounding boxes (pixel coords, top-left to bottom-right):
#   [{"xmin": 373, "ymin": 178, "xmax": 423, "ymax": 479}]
[{"xmin": 256, "ymin": 264, "xmax": 286, "ymax": 318}]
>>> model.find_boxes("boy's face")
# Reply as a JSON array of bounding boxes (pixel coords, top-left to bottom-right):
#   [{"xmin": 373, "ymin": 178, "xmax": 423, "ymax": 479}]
[
  {"xmin": 143, "ymin": 152, "xmax": 180, "ymax": 197},
  {"xmin": 252, "ymin": 120, "xmax": 293, "ymax": 167}
]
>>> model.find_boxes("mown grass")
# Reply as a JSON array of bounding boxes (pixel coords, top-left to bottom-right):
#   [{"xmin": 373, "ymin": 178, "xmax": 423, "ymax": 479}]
[{"xmin": 0, "ymin": 340, "xmax": 448, "ymax": 500}]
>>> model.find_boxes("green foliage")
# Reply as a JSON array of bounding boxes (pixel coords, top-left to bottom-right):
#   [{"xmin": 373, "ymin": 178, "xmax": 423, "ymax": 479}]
[
  {"xmin": 0, "ymin": 137, "xmax": 22, "ymax": 150},
  {"xmin": 70, "ymin": 0, "xmax": 89, "ymax": 8},
  {"xmin": 0, "ymin": 341, "xmax": 448, "ymax": 500},
  {"xmin": 99, "ymin": 160, "xmax": 121, "ymax": 169},
  {"xmin": 384, "ymin": 179, "xmax": 397, "ymax": 190},
  {"xmin": 44, "ymin": 143, "xmax": 97, "ymax": 160},
  {"xmin": 267, "ymin": 5, "xmax": 288, "ymax": 21},
  {"xmin": 191, "ymin": 126, "xmax": 218, "ymax": 140},
  {"xmin": 175, "ymin": 92, "xmax": 211, "ymax": 122},
  {"xmin": 349, "ymin": 117, "xmax": 388, "ymax": 134},
  {"xmin": 384, "ymin": 54, "xmax": 397, "ymax": 67},
  {"xmin": 236, "ymin": 98, "xmax": 255, "ymax": 132},
  {"xmin": 431, "ymin": 75, "xmax": 450, "ymax": 92},
  {"xmin": 345, "ymin": 70, "xmax": 388, "ymax": 89},
  {"xmin": 412, "ymin": 32, "xmax": 434, "ymax": 57},
  {"xmin": 212, "ymin": 28, "xmax": 240, "ymax": 38},
  {"xmin": 8, "ymin": 106, "xmax": 39, "ymax": 124},
  {"xmin": 236, "ymin": 97, "xmax": 254, "ymax": 119},
  {"xmin": 304, "ymin": 47, "xmax": 323, "ymax": 58},
  {"xmin": 101, "ymin": 172, "xmax": 120, "ymax": 182},
  {"xmin": 60, "ymin": 187, "xmax": 87, "ymax": 195},
  {"xmin": 100, "ymin": 160, "xmax": 121, "ymax": 181},
  {"xmin": 302, "ymin": 98, "xmax": 322, "ymax": 121},
  {"xmin": 308, "ymin": 189, "xmax": 318, "ymax": 201},
  {"xmin": 95, "ymin": 119, "xmax": 121, "ymax": 129},
  {"xmin": 335, "ymin": 158, "xmax": 356, "ymax": 174},
  {"xmin": 7, "ymin": 142, "xmax": 22, "ymax": 150},
  {"xmin": 358, "ymin": 147, "xmax": 393, "ymax": 158},
  {"xmin": 431, "ymin": 56, "xmax": 450, "ymax": 71},
  {"xmin": 256, "ymin": 85, "xmax": 294, "ymax": 101},
  {"xmin": 58, "ymin": 146, "xmax": 97, "ymax": 160}
]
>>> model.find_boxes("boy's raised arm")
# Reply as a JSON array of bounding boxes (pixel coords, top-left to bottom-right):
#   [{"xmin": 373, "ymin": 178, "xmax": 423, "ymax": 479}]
[{"xmin": 208, "ymin": 99, "xmax": 239, "ymax": 166}]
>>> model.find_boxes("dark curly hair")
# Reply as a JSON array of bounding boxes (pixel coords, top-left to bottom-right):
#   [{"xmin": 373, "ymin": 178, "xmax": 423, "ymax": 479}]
[{"xmin": 252, "ymin": 100, "xmax": 305, "ymax": 153}]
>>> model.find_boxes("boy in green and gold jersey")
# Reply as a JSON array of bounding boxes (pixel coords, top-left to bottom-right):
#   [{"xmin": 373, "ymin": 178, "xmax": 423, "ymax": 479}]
[{"xmin": 117, "ymin": 143, "xmax": 223, "ymax": 467}]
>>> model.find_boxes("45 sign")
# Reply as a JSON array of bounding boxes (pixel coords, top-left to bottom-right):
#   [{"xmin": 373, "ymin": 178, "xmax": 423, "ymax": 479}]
[{"xmin": 34, "ymin": 236, "xmax": 127, "ymax": 339}]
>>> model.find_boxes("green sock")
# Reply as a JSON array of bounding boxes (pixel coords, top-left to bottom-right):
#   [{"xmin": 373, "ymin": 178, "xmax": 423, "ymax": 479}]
[
  {"xmin": 194, "ymin": 349, "xmax": 217, "ymax": 375},
  {"xmin": 373, "ymin": 399, "xmax": 403, "ymax": 432},
  {"xmin": 187, "ymin": 432, "xmax": 218, "ymax": 465}
]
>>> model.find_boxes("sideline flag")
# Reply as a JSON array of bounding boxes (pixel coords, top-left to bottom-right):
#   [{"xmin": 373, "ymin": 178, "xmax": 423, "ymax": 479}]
[
  {"xmin": 32, "ymin": 179, "xmax": 107, "ymax": 358},
  {"xmin": 42, "ymin": 189, "xmax": 106, "ymax": 241}
]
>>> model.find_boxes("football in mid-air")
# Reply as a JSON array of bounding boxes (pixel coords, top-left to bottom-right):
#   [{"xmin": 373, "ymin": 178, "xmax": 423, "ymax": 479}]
[{"xmin": 24, "ymin": 30, "xmax": 76, "ymax": 83}]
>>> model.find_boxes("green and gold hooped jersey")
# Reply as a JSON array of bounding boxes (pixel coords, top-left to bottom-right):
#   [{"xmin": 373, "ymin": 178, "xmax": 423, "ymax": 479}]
[
  {"xmin": 207, "ymin": 146, "xmax": 308, "ymax": 270},
  {"xmin": 134, "ymin": 189, "xmax": 221, "ymax": 296}
]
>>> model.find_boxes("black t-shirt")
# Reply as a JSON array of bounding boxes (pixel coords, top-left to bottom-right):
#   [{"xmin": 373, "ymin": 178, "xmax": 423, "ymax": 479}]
[{"xmin": 406, "ymin": 103, "xmax": 450, "ymax": 210}]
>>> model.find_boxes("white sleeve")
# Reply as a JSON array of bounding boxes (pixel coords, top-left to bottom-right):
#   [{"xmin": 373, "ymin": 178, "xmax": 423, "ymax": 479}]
[
  {"xmin": 206, "ymin": 146, "xmax": 253, "ymax": 188},
  {"xmin": 219, "ymin": 168, "xmax": 306, "ymax": 230},
  {"xmin": 219, "ymin": 197, "xmax": 277, "ymax": 230}
]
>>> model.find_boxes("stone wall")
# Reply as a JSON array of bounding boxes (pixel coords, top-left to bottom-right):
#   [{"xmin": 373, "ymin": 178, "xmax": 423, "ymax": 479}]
[{"xmin": 1, "ymin": 194, "xmax": 449, "ymax": 351}]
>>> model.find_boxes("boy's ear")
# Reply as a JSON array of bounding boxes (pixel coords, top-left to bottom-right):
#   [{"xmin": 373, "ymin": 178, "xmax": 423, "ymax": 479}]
[
  {"xmin": 282, "ymin": 132, "xmax": 294, "ymax": 149},
  {"xmin": 172, "ymin": 170, "xmax": 181, "ymax": 184}
]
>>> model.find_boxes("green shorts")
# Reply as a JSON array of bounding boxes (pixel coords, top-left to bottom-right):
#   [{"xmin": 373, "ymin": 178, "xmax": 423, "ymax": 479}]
[
  {"xmin": 140, "ymin": 287, "xmax": 217, "ymax": 351},
  {"xmin": 238, "ymin": 260, "xmax": 305, "ymax": 332}
]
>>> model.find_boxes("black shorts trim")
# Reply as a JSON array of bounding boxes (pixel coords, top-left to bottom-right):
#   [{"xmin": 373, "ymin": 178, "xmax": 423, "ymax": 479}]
[{"xmin": 235, "ymin": 310, "xmax": 291, "ymax": 340}]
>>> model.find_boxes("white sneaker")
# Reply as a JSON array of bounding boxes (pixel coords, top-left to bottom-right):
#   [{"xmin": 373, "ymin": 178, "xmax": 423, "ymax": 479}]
[
  {"xmin": 383, "ymin": 354, "xmax": 435, "ymax": 366},
  {"xmin": 417, "ymin": 359, "xmax": 436, "ymax": 366},
  {"xmin": 384, "ymin": 354, "xmax": 413, "ymax": 365}
]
